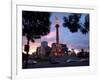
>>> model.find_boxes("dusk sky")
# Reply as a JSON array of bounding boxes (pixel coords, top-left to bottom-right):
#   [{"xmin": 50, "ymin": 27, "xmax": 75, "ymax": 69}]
[{"xmin": 22, "ymin": 12, "xmax": 89, "ymax": 54}]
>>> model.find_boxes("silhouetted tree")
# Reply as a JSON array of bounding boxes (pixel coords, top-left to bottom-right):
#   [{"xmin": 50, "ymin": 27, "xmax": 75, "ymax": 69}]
[
  {"xmin": 22, "ymin": 11, "xmax": 51, "ymax": 67},
  {"xmin": 63, "ymin": 13, "xmax": 89, "ymax": 34}
]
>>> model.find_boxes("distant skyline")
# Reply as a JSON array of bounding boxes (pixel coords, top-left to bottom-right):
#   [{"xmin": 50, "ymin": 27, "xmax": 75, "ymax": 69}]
[{"xmin": 22, "ymin": 12, "xmax": 89, "ymax": 54}]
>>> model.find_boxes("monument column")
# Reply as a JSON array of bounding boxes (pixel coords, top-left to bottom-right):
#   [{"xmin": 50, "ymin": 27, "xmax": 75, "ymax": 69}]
[{"xmin": 55, "ymin": 16, "xmax": 59, "ymax": 45}]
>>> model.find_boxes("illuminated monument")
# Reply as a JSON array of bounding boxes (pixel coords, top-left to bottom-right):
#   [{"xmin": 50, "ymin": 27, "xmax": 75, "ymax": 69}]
[{"xmin": 51, "ymin": 17, "xmax": 64, "ymax": 56}]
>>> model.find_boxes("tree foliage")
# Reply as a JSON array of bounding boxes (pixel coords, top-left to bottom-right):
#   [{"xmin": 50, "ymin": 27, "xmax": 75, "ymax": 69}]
[
  {"xmin": 63, "ymin": 13, "xmax": 89, "ymax": 34},
  {"xmin": 22, "ymin": 11, "xmax": 51, "ymax": 42}
]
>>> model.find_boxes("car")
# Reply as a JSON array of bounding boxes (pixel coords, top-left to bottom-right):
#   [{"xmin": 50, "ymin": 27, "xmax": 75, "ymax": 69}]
[
  {"xmin": 66, "ymin": 56, "xmax": 80, "ymax": 63},
  {"xmin": 27, "ymin": 59, "xmax": 37, "ymax": 64}
]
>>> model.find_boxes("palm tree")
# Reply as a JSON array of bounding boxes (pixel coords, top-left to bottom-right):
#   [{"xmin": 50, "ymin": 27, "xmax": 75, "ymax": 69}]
[{"xmin": 22, "ymin": 11, "xmax": 51, "ymax": 67}]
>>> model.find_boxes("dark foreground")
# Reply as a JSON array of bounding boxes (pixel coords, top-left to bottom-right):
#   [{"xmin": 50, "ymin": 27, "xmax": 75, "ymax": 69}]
[
  {"xmin": 23, "ymin": 61, "xmax": 89, "ymax": 69},
  {"xmin": 23, "ymin": 56, "xmax": 89, "ymax": 69}
]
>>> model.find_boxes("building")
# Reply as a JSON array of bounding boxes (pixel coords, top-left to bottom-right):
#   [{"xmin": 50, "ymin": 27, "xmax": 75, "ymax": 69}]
[{"xmin": 36, "ymin": 41, "xmax": 51, "ymax": 58}]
